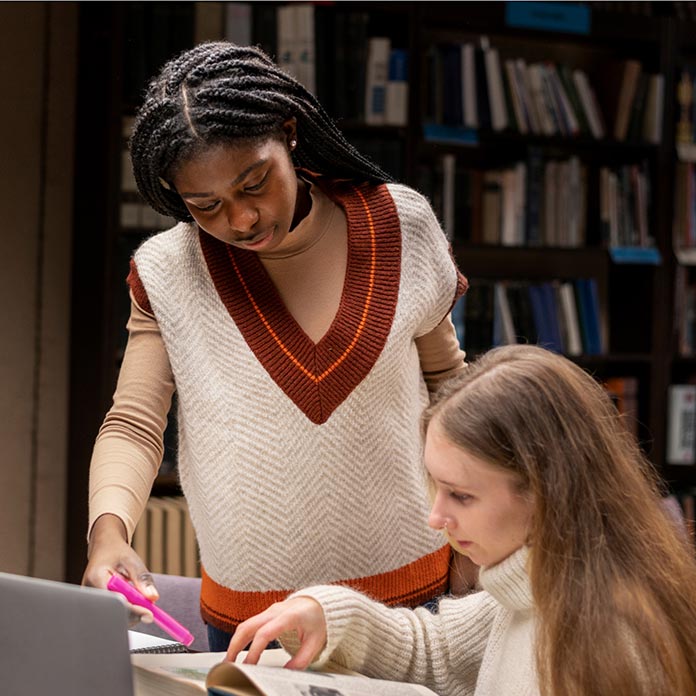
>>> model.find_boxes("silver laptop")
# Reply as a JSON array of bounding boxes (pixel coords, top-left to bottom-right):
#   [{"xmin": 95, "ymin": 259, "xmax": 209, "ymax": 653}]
[{"xmin": 0, "ymin": 571, "xmax": 134, "ymax": 696}]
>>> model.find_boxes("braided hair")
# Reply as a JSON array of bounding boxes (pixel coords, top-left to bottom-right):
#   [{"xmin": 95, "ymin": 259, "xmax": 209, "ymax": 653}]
[{"xmin": 130, "ymin": 41, "xmax": 393, "ymax": 222}]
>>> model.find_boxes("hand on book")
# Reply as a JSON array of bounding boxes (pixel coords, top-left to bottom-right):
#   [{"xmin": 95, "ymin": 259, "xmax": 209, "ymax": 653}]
[{"xmin": 226, "ymin": 597, "xmax": 327, "ymax": 670}]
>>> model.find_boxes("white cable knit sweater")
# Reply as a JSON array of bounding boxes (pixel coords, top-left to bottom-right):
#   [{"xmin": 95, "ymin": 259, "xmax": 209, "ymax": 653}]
[{"xmin": 288, "ymin": 547, "xmax": 538, "ymax": 696}]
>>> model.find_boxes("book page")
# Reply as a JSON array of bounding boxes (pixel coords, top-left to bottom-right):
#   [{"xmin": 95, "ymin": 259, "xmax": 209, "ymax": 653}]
[
  {"xmin": 131, "ymin": 649, "xmax": 292, "ymax": 696},
  {"xmin": 132, "ymin": 651, "xmax": 227, "ymax": 696},
  {"xmin": 207, "ymin": 660, "xmax": 438, "ymax": 696}
]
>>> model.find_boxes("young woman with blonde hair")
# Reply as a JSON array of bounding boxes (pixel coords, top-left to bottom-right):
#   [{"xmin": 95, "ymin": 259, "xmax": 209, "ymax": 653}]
[{"xmin": 227, "ymin": 344, "xmax": 696, "ymax": 695}]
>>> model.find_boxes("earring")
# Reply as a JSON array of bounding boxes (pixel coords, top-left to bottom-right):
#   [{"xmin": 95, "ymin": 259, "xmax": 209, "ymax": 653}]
[{"xmin": 289, "ymin": 139, "xmax": 297, "ymax": 151}]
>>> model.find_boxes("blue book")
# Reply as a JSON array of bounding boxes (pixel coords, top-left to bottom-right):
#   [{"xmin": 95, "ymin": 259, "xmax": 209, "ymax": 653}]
[
  {"xmin": 528, "ymin": 284, "xmax": 554, "ymax": 351},
  {"xmin": 388, "ymin": 48, "xmax": 409, "ymax": 82},
  {"xmin": 575, "ymin": 278, "xmax": 602, "ymax": 355},
  {"xmin": 539, "ymin": 282, "xmax": 564, "ymax": 353},
  {"xmin": 585, "ymin": 277, "xmax": 604, "ymax": 354}
]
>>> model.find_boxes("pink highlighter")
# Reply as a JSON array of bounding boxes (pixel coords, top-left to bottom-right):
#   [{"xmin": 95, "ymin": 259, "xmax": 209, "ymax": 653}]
[{"xmin": 107, "ymin": 573, "xmax": 195, "ymax": 647}]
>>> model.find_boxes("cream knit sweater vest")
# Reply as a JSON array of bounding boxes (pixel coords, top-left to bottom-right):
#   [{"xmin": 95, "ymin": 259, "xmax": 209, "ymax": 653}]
[{"xmin": 133, "ymin": 181, "xmax": 461, "ymax": 624}]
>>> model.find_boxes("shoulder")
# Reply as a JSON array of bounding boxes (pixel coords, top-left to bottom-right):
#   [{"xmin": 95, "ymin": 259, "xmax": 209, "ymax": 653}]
[
  {"xmin": 385, "ymin": 183, "xmax": 441, "ymax": 231},
  {"xmin": 384, "ymin": 183, "xmax": 447, "ymax": 248},
  {"xmin": 385, "ymin": 182, "xmax": 436, "ymax": 213},
  {"xmin": 134, "ymin": 222, "xmax": 198, "ymax": 260}
]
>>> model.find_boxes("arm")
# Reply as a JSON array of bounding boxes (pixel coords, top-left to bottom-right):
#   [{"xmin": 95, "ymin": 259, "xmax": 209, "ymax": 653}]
[
  {"xmin": 415, "ymin": 313, "xmax": 467, "ymax": 395},
  {"xmin": 227, "ymin": 587, "xmax": 496, "ymax": 696},
  {"xmin": 82, "ymin": 296, "xmax": 175, "ymax": 606}
]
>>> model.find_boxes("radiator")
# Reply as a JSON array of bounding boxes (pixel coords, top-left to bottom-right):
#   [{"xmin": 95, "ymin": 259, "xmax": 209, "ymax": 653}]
[{"xmin": 131, "ymin": 496, "xmax": 200, "ymax": 578}]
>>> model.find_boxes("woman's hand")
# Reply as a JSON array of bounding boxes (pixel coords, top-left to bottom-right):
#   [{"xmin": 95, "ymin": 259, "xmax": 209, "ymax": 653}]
[
  {"xmin": 82, "ymin": 513, "xmax": 158, "ymax": 626},
  {"xmin": 226, "ymin": 597, "xmax": 327, "ymax": 670}
]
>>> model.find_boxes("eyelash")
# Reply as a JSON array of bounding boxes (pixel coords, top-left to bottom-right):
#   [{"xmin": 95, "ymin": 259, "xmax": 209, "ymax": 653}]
[
  {"xmin": 191, "ymin": 172, "xmax": 269, "ymax": 212},
  {"xmin": 449, "ymin": 491, "xmax": 472, "ymax": 504},
  {"xmin": 244, "ymin": 172, "xmax": 268, "ymax": 192}
]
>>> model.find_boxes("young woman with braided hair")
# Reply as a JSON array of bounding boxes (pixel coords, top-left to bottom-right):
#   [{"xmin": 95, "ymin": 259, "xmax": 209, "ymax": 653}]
[
  {"xmin": 82, "ymin": 41, "xmax": 471, "ymax": 650},
  {"xmin": 227, "ymin": 344, "xmax": 696, "ymax": 696}
]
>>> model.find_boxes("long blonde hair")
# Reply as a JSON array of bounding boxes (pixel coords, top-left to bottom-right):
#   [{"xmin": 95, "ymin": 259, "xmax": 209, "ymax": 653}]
[{"xmin": 424, "ymin": 345, "xmax": 696, "ymax": 696}]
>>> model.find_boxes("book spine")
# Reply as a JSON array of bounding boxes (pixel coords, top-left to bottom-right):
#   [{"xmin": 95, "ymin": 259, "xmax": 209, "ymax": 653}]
[
  {"xmin": 364, "ymin": 37, "xmax": 391, "ymax": 125},
  {"xmin": 462, "ymin": 43, "xmax": 478, "ymax": 129},
  {"xmin": 667, "ymin": 385, "xmax": 696, "ymax": 465},
  {"xmin": 485, "ymin": 46, "xmax": 508, "ymax": 131},
  {"xmin": 385, "ymin": 48, "xmax": 409, "ymax": 126}
]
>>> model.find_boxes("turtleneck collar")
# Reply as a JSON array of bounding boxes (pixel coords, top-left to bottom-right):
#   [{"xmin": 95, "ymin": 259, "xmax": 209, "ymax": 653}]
[{"xmin": 478, "ymin": 546, "xmax": 533, "ymax": 612}]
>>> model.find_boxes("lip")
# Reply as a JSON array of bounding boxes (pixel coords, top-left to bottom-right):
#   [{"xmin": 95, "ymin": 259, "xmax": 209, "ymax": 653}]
[
  {"xmin": 455, "ymin": 540, "xmax": 473, "ymax": 549},
  {"xmin": 238, "ymin": 229, "xmax": 274, "ymax": 250}
]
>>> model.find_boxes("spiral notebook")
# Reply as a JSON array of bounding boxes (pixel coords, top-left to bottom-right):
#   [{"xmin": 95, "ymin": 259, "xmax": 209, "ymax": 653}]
[
  {"xmin": 0, "ymin": 571, "xmax": 135, "ymax": 696},
  {"xmin": 128, "ymin": 630, "xmax": 193, "ymax": 654}
]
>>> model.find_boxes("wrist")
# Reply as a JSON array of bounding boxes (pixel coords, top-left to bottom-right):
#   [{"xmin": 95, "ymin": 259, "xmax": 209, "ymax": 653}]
[{"xmin": 88, "ymin": 513, "xmax": 128, "ymax": 552}]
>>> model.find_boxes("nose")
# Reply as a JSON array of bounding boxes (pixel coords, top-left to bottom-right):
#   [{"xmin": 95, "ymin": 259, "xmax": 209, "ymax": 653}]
[
  {"xmin": 226, "ymin": 201, "xmax": 258, "ymax": 234},
  {"xmin": 428, "ymin": 492, "xmax": 452, "ymax": 531}
]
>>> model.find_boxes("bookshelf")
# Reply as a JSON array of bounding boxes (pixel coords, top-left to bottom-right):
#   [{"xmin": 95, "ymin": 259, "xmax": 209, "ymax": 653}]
[
  {"xmin": 411, "ymin": 1, "xmax": 678, "ymax": 472},
  {"xmin": 66, "ymin": 1, "xmax": 695, "ymax": 581},
  {"xmin": 668, "ymin": 14, "xmax": 696, "ymax": 523}
]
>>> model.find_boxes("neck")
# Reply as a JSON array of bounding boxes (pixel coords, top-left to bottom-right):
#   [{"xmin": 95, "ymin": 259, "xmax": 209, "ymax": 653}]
[{"xmin": 289, "ymin": 176, "xmax": 312, "ymax": 231}]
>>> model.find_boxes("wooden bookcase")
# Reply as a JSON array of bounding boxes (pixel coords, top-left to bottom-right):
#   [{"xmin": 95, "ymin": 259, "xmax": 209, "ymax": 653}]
[
  {"xmin": 667, "ymin": 15, "xmax": 696, "ymax": 517},
  {"xmin": 66, "ymin": 1, "xmax": 694, "ymax": 581}
]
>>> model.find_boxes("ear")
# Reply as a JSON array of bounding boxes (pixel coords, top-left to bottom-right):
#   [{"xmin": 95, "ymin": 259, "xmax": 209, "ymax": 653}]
[{"xmin": 281, "ymin": 117, "xmax": 298, "ymax": 148}]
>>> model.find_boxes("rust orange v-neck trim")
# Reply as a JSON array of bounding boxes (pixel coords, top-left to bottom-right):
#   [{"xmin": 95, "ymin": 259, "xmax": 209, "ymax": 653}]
[{"xmin": 199, "ymin": 178, "xmax": 401, "ymax": 424}]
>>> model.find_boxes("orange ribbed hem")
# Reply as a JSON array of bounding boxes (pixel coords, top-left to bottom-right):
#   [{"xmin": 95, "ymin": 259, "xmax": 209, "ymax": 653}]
[{"xmin": 200, "ymin": 545, "xmax": 452, "ymax": 633}]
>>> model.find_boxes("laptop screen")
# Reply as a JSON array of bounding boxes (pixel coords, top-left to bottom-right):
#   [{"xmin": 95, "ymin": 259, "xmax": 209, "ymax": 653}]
[{"xmin": 0, "ymin": 571, "xmax": 134, "ymax": 696}]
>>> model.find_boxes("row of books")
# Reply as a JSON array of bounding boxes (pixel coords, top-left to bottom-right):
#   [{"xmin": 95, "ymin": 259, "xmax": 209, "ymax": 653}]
[
  {"xmin": 222, "ymin": 2, "xmax": 409, "ymax": 125},
  {"xmin": 424, "ymin": 41, "xmax": 664, "ymax": 144},
  {"xmin": 421, "ymin": 152, "xmax": 587, "ymax": 248},
  {"xmin": 131, "ymin": 496, "xmax": 200, "ymax": 578},
  {"xmin": 452, "ymin": 278, "xmax": 606, "ymax": 358},
  {"xmin": 277, "ymin": 5, "xmax": 409, "ymax": 126},
  {"xmin": 425, "ymin": 41, "xmax": 603, "ymax": 139},
  {"xmin": 599, "ymin": 163, "xmax": 653, "ymax": 249}
]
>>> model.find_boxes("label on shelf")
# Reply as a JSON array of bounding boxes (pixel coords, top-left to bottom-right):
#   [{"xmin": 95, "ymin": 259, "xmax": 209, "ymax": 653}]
[
  {"xmin": 609, "ymin": 246, "xmax": 662, "ymax": 266},
  {"xmin": 505, "ymin": 1, "xmax": 591, "ymax": 35}
]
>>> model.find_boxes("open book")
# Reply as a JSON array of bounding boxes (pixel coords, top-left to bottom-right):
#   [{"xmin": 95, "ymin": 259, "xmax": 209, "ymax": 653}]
[{"xmin": 131, "ymin": 648, "xmax": 439, "ymax": 696}]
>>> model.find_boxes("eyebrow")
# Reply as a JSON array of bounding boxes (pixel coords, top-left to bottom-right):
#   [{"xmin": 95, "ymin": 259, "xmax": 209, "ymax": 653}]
[
  {"xmin": 435, "ymin": 477, "xmax": 474, "ymax": 490},
  {"xmin": 179, "ymin": 158, "xmax": 268, "ymax": 198}
]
